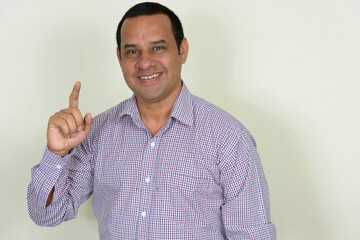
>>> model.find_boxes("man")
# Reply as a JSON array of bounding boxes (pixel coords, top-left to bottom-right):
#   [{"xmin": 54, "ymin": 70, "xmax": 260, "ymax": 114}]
[{"xmin": 28, "ymin": 2, "xmax": 276, "ymax": 239}]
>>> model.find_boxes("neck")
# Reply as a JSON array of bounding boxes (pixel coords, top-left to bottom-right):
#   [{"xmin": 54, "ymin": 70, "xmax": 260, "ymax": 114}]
[{"xmin": 136, "ymin": 84, "xmax": 182, "ymax": 137}]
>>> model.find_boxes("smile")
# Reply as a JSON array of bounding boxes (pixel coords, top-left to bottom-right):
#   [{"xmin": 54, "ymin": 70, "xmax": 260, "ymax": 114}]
[{"xmin": 139, "ymin": 73, "xmax": 161, "ymax": 80}]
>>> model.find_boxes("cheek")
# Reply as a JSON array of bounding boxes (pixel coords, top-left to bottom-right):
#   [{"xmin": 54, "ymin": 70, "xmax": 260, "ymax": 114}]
[
  {"xmin": 121, "ymin": 63, "xmax": 134, "ymax": 76},
  {"xmin": 168, "ymin": 59, "xmax": 182, "ymax": 75},
  {"xmin": 160, "ymin": 57, "xmax": 178, "ymax": 71}
]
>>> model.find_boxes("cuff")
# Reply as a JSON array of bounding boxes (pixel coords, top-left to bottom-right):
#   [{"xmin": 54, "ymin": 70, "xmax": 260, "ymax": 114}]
[{"xmin": 31, "ymin": 146, "xmax": 70, "ymax": 208}]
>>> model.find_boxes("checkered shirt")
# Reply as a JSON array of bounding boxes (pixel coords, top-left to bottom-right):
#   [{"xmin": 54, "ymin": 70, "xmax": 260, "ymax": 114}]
[{"xmin": 28, "ymin": 83, "xmax": 276, "ymax": 239}]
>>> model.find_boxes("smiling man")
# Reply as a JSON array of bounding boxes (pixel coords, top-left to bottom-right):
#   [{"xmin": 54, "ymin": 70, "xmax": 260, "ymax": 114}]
[
  {"xmin": 28, "ymin": 2, "xmax": 276, "ymax": 239},
  {"xmin": 118, "ymin": 13, "xmax": 188, "ymax": 136}
]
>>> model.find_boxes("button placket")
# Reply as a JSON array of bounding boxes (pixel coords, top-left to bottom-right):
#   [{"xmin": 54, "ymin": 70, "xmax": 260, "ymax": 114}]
[{"xmin": 137, "ymin": 138, "xmax": 157, "ymax": 231}]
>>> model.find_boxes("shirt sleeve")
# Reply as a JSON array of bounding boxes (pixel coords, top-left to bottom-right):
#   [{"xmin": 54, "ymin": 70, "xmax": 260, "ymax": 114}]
[
  {"xmin": 219, "ymin": 129, "xmax": 276, "ymax": 239},
  {"xmin": 27, "ymin": 143, "xmax": 94, "ymax": 227}
]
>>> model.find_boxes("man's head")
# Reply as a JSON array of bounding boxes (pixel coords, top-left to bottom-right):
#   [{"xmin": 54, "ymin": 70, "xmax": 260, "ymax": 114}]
[
  {"xmin": 116, "ymin": 3, "xmax": 189, "ymax": 105},
  {"xmin": 116, "ymin": 2, "xmax": 184, "ymax": 56}
]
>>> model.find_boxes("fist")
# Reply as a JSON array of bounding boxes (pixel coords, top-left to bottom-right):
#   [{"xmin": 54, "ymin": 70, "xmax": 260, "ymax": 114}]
[{"xmin": 47, "ymin": 82, "xmax": 92, "ymax": 157}]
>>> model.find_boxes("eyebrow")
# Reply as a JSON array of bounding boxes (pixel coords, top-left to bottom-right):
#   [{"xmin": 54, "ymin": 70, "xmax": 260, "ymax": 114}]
[
  {"xmin": 123, "ymin": 40, "xmax": 166, "ymax": 49},
  {"xmin": 150, "ymin": 40, "xmax": 166, "ymax": 45},
  {"xmin": 123, "ymin": 44, "xmax": 136, "ymax": 49}
]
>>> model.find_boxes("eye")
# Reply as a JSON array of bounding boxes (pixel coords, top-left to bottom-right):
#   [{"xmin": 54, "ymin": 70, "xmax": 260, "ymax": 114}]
[
  {"xmin": 153, "ymin": 46, "xmax": 165, "ymax": 53},
  {"xmin": 126, "ymin": 49, "xmax": 139, "ymax": 57}
]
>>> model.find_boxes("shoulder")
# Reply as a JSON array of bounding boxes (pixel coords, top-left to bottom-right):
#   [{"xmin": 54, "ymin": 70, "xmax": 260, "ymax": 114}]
[
  {"xmin": 192, "ymin": 96, "xmax": 252, "ymax": 137},
  {"xmin": 191, "ymin": 95, "xmax": 257, "ymax": 158},
  {"xmin": 84, "ymin": 97, "xmax": 133, "ymax": 140},
  {"xmin": 73, "ymin": 98, "xmax": 132, "ymax": 155}
]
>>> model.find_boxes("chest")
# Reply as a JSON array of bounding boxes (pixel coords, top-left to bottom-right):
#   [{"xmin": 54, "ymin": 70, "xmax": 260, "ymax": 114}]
[{"xmin": 92, "ymin": 120, "xmax": 221, "ymax": 196}]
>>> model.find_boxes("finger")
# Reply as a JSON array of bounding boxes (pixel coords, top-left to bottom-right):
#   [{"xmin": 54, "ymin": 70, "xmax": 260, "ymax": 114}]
[
  {"xmin": 60, "ymin": 108, "xmax": 84, "ymax": 128},
  {"xmin": 69, "ymin": 81, "xmax": 81, "ymax": 108},
  {"xmin": 83, "ymin": 113, "xmax": 93, "ymax": 135},
  {"xmin": 49, "ymin": 115, "xmax": 71, "ymax": 137},
  {"xmin": 55, "ymin": 112, "xmax": 78, "ymax": 136}
]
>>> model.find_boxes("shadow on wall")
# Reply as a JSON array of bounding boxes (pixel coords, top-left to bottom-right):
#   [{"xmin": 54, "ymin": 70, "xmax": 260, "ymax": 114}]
[{"xmin": 184, "ymin": 11, "xmax": 329, "ymax": 240}]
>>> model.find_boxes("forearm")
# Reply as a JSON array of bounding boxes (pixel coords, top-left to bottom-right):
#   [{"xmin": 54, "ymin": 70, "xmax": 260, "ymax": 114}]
[
  {"xmin": 27, "ymin": 146, "xmax": 93, "ymax": 226},
  {"xmin": 221, "ymin": 152, "xmax": 276, "ymax": 239},
  {"xmin": 219, "ymin": 130, "xmax": 276, "ymax": 239},
  {"xmin": 27, "ymin": 147, "xmax": 72, "ymax": 226},
  {"xmin": 46, "ymin": 187, "xmax": 55, "ymax": 207}
]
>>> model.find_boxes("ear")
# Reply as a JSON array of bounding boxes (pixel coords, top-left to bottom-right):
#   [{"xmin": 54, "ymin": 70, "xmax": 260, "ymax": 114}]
[
  {"xmin": 179, "ymin": 37, "xmax": 189, "ymax": 64},
  {"xmin": 116, "ymin": 47, "xmax": 122, "ymax": 67}
]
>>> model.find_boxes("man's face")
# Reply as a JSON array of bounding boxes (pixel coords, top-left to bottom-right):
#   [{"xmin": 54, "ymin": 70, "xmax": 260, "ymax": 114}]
[{"xmin": 117, "ymin": 14, "xmax": 188, "ymax": 105}]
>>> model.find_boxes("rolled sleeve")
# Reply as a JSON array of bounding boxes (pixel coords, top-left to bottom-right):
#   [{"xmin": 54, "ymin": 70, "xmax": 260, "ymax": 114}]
[{"xmin": 220, "ymin": 131, "xmax": 276, "ymax": 239}]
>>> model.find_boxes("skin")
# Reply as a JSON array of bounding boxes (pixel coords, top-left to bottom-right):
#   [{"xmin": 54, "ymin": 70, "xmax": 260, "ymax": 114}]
[
  {"xmin": 117, "ymin": 14, "xmax": 188, "ymax": 136},
  {"xmin": 45, "ymin": 13, "xmax": 188, "ymax": 206},
  {"xmin": 47, "ymin": 81, "xmax": 92, "ymax": 158},
  {"xmin": 46, "ymin": 81, "xmax": 92, "ymax": 206}
]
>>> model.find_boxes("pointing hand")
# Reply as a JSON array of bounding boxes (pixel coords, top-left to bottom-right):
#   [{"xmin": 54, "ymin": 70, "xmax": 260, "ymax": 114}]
[{"xmin": 47, "ymin": 82, "xmax": 92, "ymax": 157}]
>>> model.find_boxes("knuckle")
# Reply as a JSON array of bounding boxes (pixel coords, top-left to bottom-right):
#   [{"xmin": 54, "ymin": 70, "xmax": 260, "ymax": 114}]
[
  {"xmin": 58, "ymin": 117, "xmax": 67, "ymax": 126},
  {"xmin": 49, "ymin": 114, "xmax": 62, "ymax": 123},
  {"xmin": 65, "ymin": 115, "xmax": 76, "ymax": 125},
  {"xmin": 69, "ymin": 107, "xmax": 79, "ymax": 114}
]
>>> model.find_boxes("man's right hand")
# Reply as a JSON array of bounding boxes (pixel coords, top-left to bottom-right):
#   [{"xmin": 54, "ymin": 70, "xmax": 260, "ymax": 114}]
[{"xmin": 47, "ymin": 81, "xmax": 92, "ymax": 157}]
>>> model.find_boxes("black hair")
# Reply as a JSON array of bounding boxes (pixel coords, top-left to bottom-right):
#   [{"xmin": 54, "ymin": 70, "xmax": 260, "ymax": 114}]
[{"xmin": 116, "ymin": 2, "xmax": 184, "ymax": 55}]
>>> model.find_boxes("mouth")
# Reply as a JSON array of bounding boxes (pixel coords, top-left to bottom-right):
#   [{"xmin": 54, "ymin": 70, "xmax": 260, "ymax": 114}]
[{"xmin": 138, "ymin": 72, "xmax": 162, "ymax": 81}]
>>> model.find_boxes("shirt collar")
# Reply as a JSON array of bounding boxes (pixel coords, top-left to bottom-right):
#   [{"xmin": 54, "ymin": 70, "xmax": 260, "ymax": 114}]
[
  {"xmin": 170, "ymin": 83, "xmax": 194, "ymax": 127},
  {"xmin": 118, "ymin": 81, "xmax": 194, "ymax": 127},
  {"xmin": 118, "ymin": 95, "xmax": 144, "ymax": 128}
]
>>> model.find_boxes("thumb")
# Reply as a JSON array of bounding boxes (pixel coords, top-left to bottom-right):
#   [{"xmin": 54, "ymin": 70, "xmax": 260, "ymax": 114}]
[{"xmin": 83, "ymin": 113, "xmax": 93, "ymax": 135}]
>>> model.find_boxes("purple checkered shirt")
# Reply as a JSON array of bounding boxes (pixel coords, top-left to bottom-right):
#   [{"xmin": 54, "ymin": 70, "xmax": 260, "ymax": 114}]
[{"xmin": 28, "ymin": 83, "xmax": 276, "ymax": 239}]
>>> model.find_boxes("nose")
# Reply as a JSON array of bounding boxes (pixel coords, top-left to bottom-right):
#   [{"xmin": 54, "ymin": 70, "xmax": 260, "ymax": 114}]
[{"xmin": 135, "ymin": 52, "xmax": 155, "ymax": 70}]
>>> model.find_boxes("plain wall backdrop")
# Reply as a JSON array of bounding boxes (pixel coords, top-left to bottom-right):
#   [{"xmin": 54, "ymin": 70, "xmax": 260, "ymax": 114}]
[{"xmin": 1, "ymin": 0, "xmax": 359, "ymax": 239}]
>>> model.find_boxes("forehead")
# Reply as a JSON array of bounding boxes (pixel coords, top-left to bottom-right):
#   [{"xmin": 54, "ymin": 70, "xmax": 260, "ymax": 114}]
[{"xmin": 120, "ymin": 14, "xmax": 173, "ymax": 45}]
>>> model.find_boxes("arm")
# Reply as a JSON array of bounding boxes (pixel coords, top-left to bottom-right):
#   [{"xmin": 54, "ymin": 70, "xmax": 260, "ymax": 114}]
[
  {"xmin": 220, "ymin": 129, "xmax": 276, "ymax": 239},
  {"xmin": 27, "ymin": 82, "xmax": 93, "ymax": 226},
  {"xmin": 27, "ymin": 144, "xmax": 94, "ymax": 226}
]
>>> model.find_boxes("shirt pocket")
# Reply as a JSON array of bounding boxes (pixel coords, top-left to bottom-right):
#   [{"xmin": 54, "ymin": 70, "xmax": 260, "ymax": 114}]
[
  {"xmin": 157, "ymin": 170, "xmax": 212, "ymax": 229},
  {"xmin": 164, "ymin": 171, "xmax": 200, "ymax": 193}
]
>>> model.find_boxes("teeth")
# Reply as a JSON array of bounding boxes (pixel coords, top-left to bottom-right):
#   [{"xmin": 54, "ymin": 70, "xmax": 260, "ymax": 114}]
[{"xmin": 140, "ymin": 73, "xmax": 159, "ymax": 80}]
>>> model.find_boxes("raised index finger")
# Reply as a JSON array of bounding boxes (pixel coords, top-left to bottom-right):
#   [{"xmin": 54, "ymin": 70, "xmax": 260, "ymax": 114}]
[{"xmin": 69, "ymin": 81, "xmax": 81, "ymax": 108}]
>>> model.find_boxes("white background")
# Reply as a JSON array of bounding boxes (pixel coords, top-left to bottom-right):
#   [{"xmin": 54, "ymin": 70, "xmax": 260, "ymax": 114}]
[{"xmin": 1, "ymin": 0, "xmax": 359, "ymax": 239}]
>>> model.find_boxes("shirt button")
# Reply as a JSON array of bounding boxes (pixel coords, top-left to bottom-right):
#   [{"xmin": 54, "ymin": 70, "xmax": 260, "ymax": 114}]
[
  {"xmin": 150, "ymin": 142, "xmax": 155, "ymax": 148},
  {"xmin": 145, "ymin": 176, "xmax": 150, "ymax": 183},
  {"xmin": 56, "ymin": 165, "xmax": 62, "ymax": 170},
  {"xmin": 141, "ymin": 211, "xmax": 146, "ymax": 218}
]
